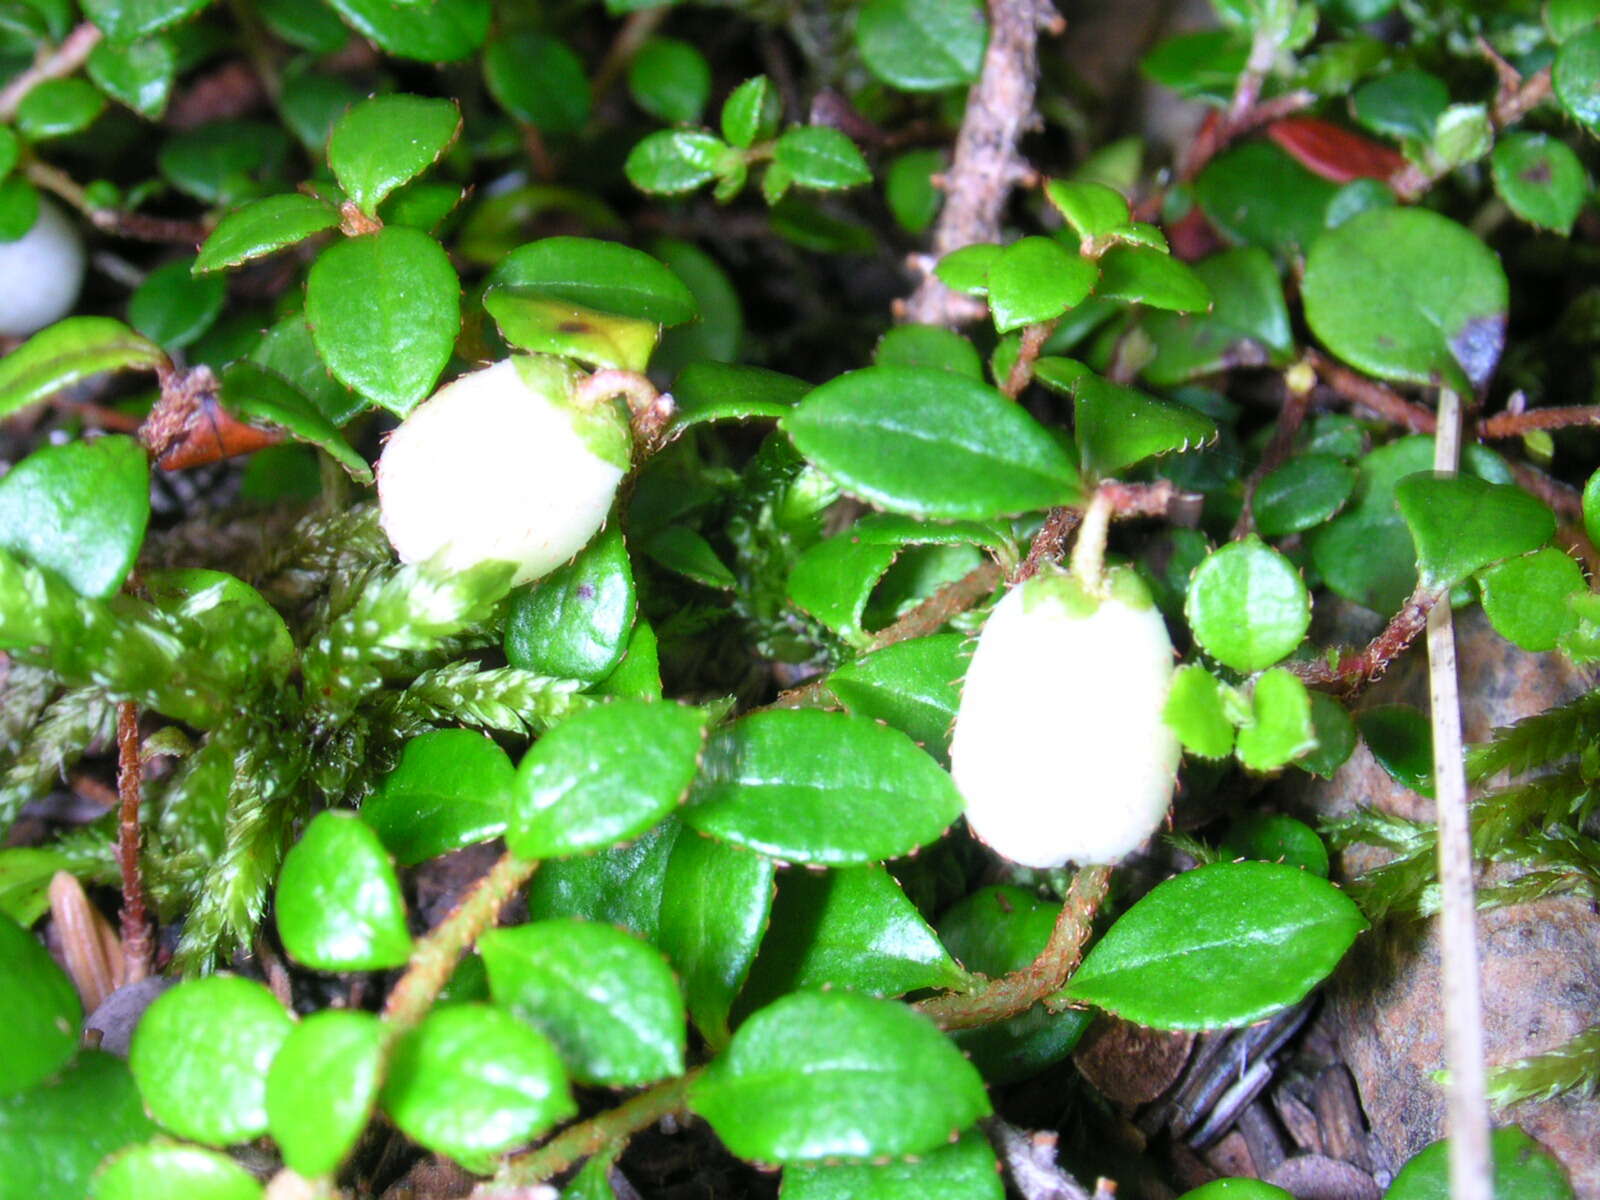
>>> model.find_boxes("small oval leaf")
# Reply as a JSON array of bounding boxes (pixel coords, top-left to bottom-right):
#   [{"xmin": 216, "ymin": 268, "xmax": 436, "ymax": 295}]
[{"xmin": 275, "ymin": 811, "xmax": 412, "ymax": 971}]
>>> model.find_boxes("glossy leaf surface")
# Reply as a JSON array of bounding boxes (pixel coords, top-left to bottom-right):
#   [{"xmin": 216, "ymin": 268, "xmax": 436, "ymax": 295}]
[
  {"xmin": 90, "ymin": 1143, "xmax": 262, "ymax": 1200},
  {"xmin": 1062, "ymin": 862, "xmax": 1368, "ymax": 1029},
  {"xmin": 363, "ymin": 729, "xmax": 515, "ymax": 866},
  {"xmin": 194, "ymin": 193, "xmax": 339, "ymax": 273},
  {"xmin": 505, "ymin": 524, "xmax": 635, "ymax": 680},
  {"xmin": 265, "ymin": 1010, "xmax": 385, "ymax": 1178},
  {"xmin": 1395, "ymin": 473, "xmax": 1554, "ymax": 589},
  {"xmin": 0, "ymin": 910, "xmax": 81, "ymax": 1096},
  {"xmin": 275, "ymin": 811, "xmax": 412, "ymax": 971},
  {"xmin": 782, "ymin": 1127, "xmax": 1003, "ymax": 1199},
  {"xmin": 1185, "ymin": 537, "xmax": 1311, "ymax": 671},
  {"xmin": 826, "ymin": 633, "xmax": 971, "ymax": 764},
  {"xmin": 0, "ymin": 1052, "xmax": 154, "ymax": 1197},
  {"xmin": 689, "ymin": 990, "xmax": 990, "ymax": 1162},
  {"xmin": 483, "ymin": 919, "xmax": 686, "ymax": 1085},
  {"xmin": 685, "ymin": 709, "xmax": 965, "ymax": 864},
  {"xmin": 0, "ymin": 318, "xmax": 165, "ymax": 420}
]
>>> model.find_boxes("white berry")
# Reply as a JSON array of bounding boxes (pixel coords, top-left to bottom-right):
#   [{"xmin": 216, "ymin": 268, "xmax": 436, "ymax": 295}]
[
  {"xmin": 0, "ymin": 197, "xmax": 86, "ymax": 338},
  {"xmin": 377, "ymin": 355, "xmax": 630, "ymax": 585},
  {"xmin": 950, "ymin": 566, "xmax": 1181, "ymax": 868}
]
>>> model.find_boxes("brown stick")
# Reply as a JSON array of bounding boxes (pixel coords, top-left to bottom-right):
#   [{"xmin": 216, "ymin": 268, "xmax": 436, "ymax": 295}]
[
  {"xmin": 0, "ymin": 23, "xmax": 102, "ymax": 122},
  {"xmin": 901, "ymin": 0, "xmax": 1062, "ymax": 327},
  {"xmin": 1012, "ymin": 506, "xmax": 1079, "ymax": 583},
  {"xmin": 26, "ymin": 160, "xmax": 210, "ymax": 245},
  {"xmin": 115, "ymin": 702, "xmax": 151, "ymax": 983}
]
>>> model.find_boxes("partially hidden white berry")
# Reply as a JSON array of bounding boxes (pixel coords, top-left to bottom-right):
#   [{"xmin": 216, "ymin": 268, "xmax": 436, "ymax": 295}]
[
  {"xmin": 0, "ymin": 197, "xmax": 86, "ymax": 338},
  {"xmin": 377, "ymin": 355, "xmax": 630, "ymax": 585},
  {"xmin": 949, "ymin": 565, "xmax": 1181, "ymax": 868}
]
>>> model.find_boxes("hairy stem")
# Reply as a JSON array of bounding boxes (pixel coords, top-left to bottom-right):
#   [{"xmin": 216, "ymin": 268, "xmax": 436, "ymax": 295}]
[
  {"xmin": 382, "ymin": 849, "xmax": 538, "ymax": 1032},
  {"xmin": 486, "ymin": 1069, "xmax": 701, "ymax": 1190},
  {"xmin": 917, "ymin": 863, "xmax": 1110, "ymax": 1030},
  {"xmin": 1427, "ymin": 388, "xmax": 1492, "ymax": 1200},
  {"xmin": 1069, "ymin": 487, "xmax": 1115, "ymax": 591}
]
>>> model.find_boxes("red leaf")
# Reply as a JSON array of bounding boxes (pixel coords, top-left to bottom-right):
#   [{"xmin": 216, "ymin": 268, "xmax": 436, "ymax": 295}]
[{"xmin": 1266, "ymin": 117, "xmax": 1406, "ymax": 185}]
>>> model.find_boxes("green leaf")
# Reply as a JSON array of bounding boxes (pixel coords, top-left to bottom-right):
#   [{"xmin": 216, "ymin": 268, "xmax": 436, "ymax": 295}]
[
  {"xmin": 1177, "ymin": 1183, "xmax": 1293, "ymax": 1200},
  {"xmin": 482, "ymin": 919, "xmax": 686, "ymax": 1085},
  {"xmin": 783, "ymin": 366, "xmax": 1083, "ymax": 520},
  {"xmin": 826, "ymin": 633, "xmax": 971, "ymax": 765},
  {"xmin": 986, "ymin": 237, "xmax": 1098, "ymax": 333},
  {"xmin": 1195, "ymin": 142, "xmax": 1338, "ymax": 257},
  {"xmin": 258, "ymin": 0, "xmax": 350, "ymax": 53},
  {"xmin": 1547, "ymin": 0, "xmax": 1600, "ymax": 42},
  {"xmin": 0, "ymin": 175, "xmax": 38, "ymax": 241},
  {"xmin": 90, "ymin": 1142, "xmax": 263, "ymax": 1200},
  {"xmin": 744, "ymin": 865, "xmax": 966, "ymax": 1006},
  {"xmin": 671, "ymin": 361, "xmax": 807, "ymax": 428},
  {"xmin": 142, "ymin": 567, "xmax": 294, "ymax": 691},
  {"xmin": 1555, "ymin": 27, "xmax": 1600, "ymax": 133},
  {"xmin": 16, "ymin": 78, "xmax": 103, "ymax": 139},
  {"xmin": 689, "ymin": 990, "xmax": 990, "ymax": 1162},
  {"xmin": 508, "ymin": 699, "xmax": 708, "ymax": 860},
  {"xmin": 275, "ymin": 812, "xmax": 411, "ymax": 971},
  {"xmin": 526, "ymin": 815, "xmax": 680, "ymax": 937},
  {"xmin": 129, "ymin": 975, "xmax": 292, "ymax": 1145},
  {"xmin": 0, "ymin": 435, "xmax": 149, "ymax": 599},
  {"xmin": 0, "ymin": 1052, "xmax": 155, "ymax": 1197},
  {"xmin": 1352, "ymin": 68, "xmax": 1449, "ymax": 141},
  {"xmin": 0, "ymin": 317, "xmax": 166, "ymax": 419},
  {"xmin": 81, "ymin": 0, "xmax": 207, "ymax": 40},
  {"xmin": 0, "ymin": 910, "xmax": 80, "ymax": 1096},
  {"xmin": 651, "ymin": 236, "xmax": 744, "ymax": 370},
  {"xmin": 194, "ymin": 193, "xmax": 339, "ymax": 273},
  {"xmin": 1385, "ymin": 1126, "xmax": 1575, "ymax": 1200},
  {"xmin": 934, "ymin": 243, "xmax": 1000, "ymax": 296},
  {"xmin": 128, "ymin": 256, "xmax": 225, "ymax": 350},
  {"xmin": 363, "ymin": 728, "xmax": 513, "ymax": 865},
  {"xmin": 277, "ymin": 66, "xmax": 361, "ymax": 151},
  {"xmin": 323, "ymin": 0, "xmax": 490, "ymax": 62},
  {"xmin": 1061, "ymin": 861, "xmax": 1368, "ymax": 1029},
  {"xmin": 328, "ymin": 94, "xmax": 460, "ymax": 216},
  {"xmin": 646, "ymin": 526, "xmax": 737, "ymax": 589},
  {"xmin": 783, "ymin": 1127, "xmax": 1004, "ymax": 1200},
  {"xmin": 1357, "ymin": 704, "xmax": 1434, "ymax": 797},
  {"xmin": 788, "ymin": 534, "xmax": 900, "ymax": 644},
  {"xmin": 1073, "ymin": 374, "xmax": 1217, "ymax": 478},
  {"xmin": 488, "ymin": 236, "xmax": 697, "ymax": 327},
  {"xmin": 86, "ymin": 35, "xmax": 176, "ymax": 118},
  {"xmin": 1299, "ymin": 691, "xmax": 1357, "ymax": 779},
  {"xmin": 1235, "ymin": 668, "xmax": 1317, "ymax": 772},
  {"xmin": 1491, "ymin": 133, "xmax": 1588, "ymax": 235},
  {"xmin": 655, "ymin": 828, "xmax": 774, "ymax": 1050},
  {"xmin": 0, "ymin": 128, "xmax": 16, "ymax": 180},
  {"xmin": 629, "ymin": 36, "xmax": 710, "ymax": 124},
  {"xmin": 1586, "ymin": 467, "xmax": 1600, "ymax": 548},
  {"xmin": 1141, "ymin": 30, "xmax": 1249, "ymax": 100},
  {"xmin": 1094, "ymin": 245, "xmax": 1211, "ymax": 313},
  {"xmin": 1164, "ymin": 664, "xmax": 1236, "ymax": 759},
  {"xmin": 1252, "ymin": 453, "xmax": 1357, "ymax": 538},
  {"xmin": 505, "ymin": 524, "xmax": 635, "ymax": 680},
  {"xmin": 217, "ymin": 361, "xmax": 372, "ymax": 482},
  {"xmin": 855, "ymin": 0, "xmax": 987, "ymax": 92},
  {"xmin": 773, "ymin": 127, "xmax": 871, "ymax": 191},
  {"xmin": 874, "ymin": 324, "xmax": 982, "ymax": 379},
  {"xmin": 1185, "ymin": 536, "xmax": 1311, "ymax": 672},
  {"xmin": 265, "ymin": 1010, "xmax": 385, "ymax": 1178},
  {"xmin": 722, "ymin": 75, "xmax": 781, "ymax": 149},
  {"xmin": 883, "ymin": 148, "xmax": 945, "ymax": 235},
  {"xmin": 158, "ymin": 119, "xmax": 291, "ymax": 205},
  {"xmin": 938, "ymin": 886, "xmax": 1094, "ymax": 1083},
  {"xmin": 381, "ymin": 1004, "xmax": 574, "ymax": 1169},
  {"xmin": 1143, "ymin": 247, "xmax": 1294, "ymax": 385},
  {"xmin": 625, "ymin": 129, "xmax": 728, "ymax": 194},
  {"xmin": 1303, "ymin": 208, "xmax": 1508, "ymax": 395},
  {"xmin": 1395, "ymin": 473, "xmax": 1555, "ymax": 589},
  {"xmin": 305, "ymin": 227, "xmax": 459, "ymax": 415},
  {"xmin": 249, "ymin": 315, "xmax": 363, "ymax": 425},
  {"xmin": 684, "ymin": 708, "xmax": 964, "ymax": 864},
  {"xmin": 1045, "ymin": 179, "xmax": 1132, "ymax": 241},
  {"xmin": 483, "ymin": 31, "xmax": 590, "ymax": 134},
  {"xmin": 484, "ymin": 290, "xmax": 658, "ymax": 372},
  {"xmin": 1219, "ymin": 814, "xmax": 1330, "ymax": 877},
  {"xmin": 1479, "ymin": 547, "xmax": 1586, "ymax": 652}
]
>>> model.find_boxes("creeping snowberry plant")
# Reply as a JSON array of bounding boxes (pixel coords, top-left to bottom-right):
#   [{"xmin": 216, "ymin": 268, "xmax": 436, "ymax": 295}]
[{"xmin": 1, "ymin": 1, "xmax": 1598, "ymax": 1198}]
